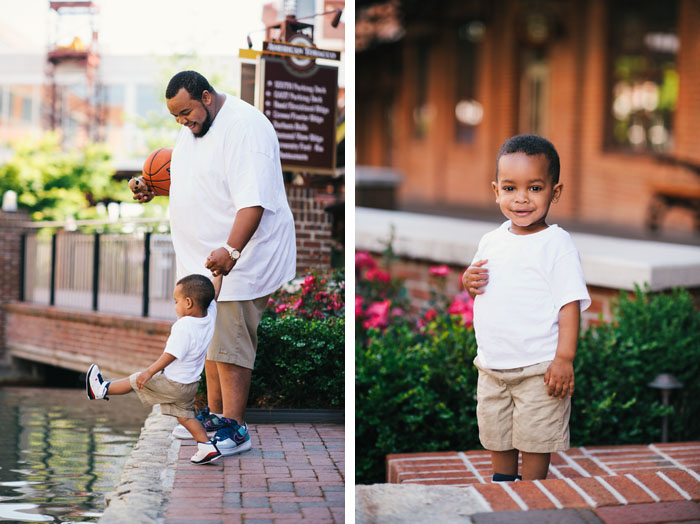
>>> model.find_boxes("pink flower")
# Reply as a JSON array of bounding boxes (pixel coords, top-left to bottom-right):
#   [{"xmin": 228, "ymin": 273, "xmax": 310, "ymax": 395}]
[
  {"xmin": 363, "ymin": 299, "xmax": 390, "ymax": 330},
  {"xmin": 301, "ymin": 275, "xmax": 316, "ymax": 294},
  {"xmin": 355, "ymin": 296, "xmax": 364, "ymax": 318},
  {"xmin": 448, "ymin": 291, "xmax": 474, "ymax": 327},
  {"xmin": 391, "ymin": 307, "xmax": 404, "ymax": 317},
  {"xmin": 429, "ymin": 265, "xmax": 451, "ymax": 277},
  {"xmin": 425, "ymin": 308, "xmax": 438, "ymax": 321},
  {"xmin": 365, "ymin": 268, "xmax": 391, "ymax": 283},
  {"xmin": 292, "ymin": 297, "xmax": 303, "ymax": 310},
  {"xmin": 355, "ymin": 251, "xmax": 377, "ymax": 271},
  {"xmin": 275, "ymin": 303, "xmax": 291, "ymax": 313}
]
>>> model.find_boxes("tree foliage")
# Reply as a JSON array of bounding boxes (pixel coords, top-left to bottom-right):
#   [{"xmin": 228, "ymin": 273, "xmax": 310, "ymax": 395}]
[{"xmin": 0, "ymin": 132, "xmax": 129, "ymax": 221}]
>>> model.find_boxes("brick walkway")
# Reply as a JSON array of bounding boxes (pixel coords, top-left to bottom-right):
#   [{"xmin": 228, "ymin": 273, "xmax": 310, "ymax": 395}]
[
  {"xmin": 163, "ymin": 423, "xmax": 345, "ymax": 523},
  {"xmin": 387, "ymin": 442, "xmax": 700, "ymax": 523}
]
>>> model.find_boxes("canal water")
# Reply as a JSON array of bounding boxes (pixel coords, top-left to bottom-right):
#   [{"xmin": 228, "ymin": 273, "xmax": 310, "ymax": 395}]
[{"xmin": 0, "ymin": 386, "xmax": 151, "ymax": 523}]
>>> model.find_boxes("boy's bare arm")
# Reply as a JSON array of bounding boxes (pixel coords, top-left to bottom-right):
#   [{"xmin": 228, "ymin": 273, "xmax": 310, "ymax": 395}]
[
  {"xmin": 462, "ymin": 259, "xmax": 489, "ymax": 299},
  {"xmin": 544, "ymin": 301, "xmax": 580, "ymax": 399},
  {"xmin": 213, "ymin": 274, "xmax": 223, "ymax": 301},
  {"xmin": 136, "ymin": 352, "xmax": 177, "ymax": 390}
]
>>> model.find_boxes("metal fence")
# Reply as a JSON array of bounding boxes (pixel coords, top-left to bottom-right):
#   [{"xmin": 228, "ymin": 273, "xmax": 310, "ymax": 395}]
[{"xmin": 22, "ymin": 219, "xmax": 177, "ymax": 321}]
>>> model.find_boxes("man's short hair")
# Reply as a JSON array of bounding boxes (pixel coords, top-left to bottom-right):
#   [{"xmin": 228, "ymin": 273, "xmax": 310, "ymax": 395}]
[
  {"xmin": 176, "ymin": 274, "xmax": 215, "ymax": 311},
  {"xmin": 496, "ymin": 134, "xmax": 561, "ymax": 185},
  {"xmin": 166, "ymin": 71, "xmax": 215, "ymax": 100}
]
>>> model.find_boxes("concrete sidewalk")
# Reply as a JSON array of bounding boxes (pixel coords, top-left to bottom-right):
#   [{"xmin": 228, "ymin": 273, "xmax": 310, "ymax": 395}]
[{"xmin": 163, "ymin": 423, "xmax": 345, "ymax": 523}]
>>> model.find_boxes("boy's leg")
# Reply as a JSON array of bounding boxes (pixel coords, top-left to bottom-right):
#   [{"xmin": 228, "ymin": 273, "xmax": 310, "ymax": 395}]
[
  {"xmin": 177, "ymin": 416, "xmax": 209, "ymax": 442},
  {"xmin": 106, "ymin": 377, "xmax": 132, "ymax": 395},
  {"xmin": 491, "ymin": 449, "xmax": 519, "ymax": 477},
  {"xmin": 521, "ymin": 451, "xmax": 551, "ymax": 480}
]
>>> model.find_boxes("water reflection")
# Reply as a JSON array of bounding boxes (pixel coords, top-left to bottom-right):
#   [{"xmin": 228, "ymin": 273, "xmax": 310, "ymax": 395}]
[{"xmin": 0, "ymin": 387, "xmax": 150, "ymax": 523}]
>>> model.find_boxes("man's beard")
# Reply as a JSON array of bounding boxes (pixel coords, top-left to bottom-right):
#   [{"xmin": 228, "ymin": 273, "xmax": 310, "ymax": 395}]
[{"xmin": 193, "ymin": 102, "xmax": 213, "ymax": 138}]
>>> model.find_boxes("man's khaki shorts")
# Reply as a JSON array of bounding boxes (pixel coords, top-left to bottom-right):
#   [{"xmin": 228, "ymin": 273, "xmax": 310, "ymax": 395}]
[
  {"xmin": 474, "ymin": 356, "xmax": 571, "ymax": 453},
  {"xmin": 206, "ymin": 296, "xmax": 270, "ymax": 370},
  {"xmin": 129, "ymin": 371, "xmax": 199, "ymax": 419}
]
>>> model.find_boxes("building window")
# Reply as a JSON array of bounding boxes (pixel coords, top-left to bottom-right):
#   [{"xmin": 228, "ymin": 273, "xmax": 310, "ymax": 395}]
[
  {"xmin": 21, "ymin": 97, "xmax": 32, "ymax": 123},
  {"xmin": 455, "ymin": 21, "xmax": 484, "ymax": 144},
  {"xmin": 607, "ymin": 0, "xmax": 679, "ymax": 153}
]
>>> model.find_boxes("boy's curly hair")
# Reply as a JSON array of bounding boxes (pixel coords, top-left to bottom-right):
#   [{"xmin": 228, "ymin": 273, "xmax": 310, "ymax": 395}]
[
  {"xmin": 176, "ymin": 274, "xmax": 215, "ymax": 310},
  {"xmin": 496, "ymin": 134, "xmax": 560, "ymax": 184}
]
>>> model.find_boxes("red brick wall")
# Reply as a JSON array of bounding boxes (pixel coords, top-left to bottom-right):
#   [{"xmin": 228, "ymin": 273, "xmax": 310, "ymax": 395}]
[
  {"xmin": 0, "ymin": 210, "xmax": 29, "ymax": 361},
  {"xmin": 3, "ymin": 302, "xmax": 170, "ymax": 378},
  {"xmin": 286, "ymin": 185, "xmax": 333, "ymax": 273}
]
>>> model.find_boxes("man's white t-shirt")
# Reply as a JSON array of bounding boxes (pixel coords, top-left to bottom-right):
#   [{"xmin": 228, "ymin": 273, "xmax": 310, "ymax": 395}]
[
  {"xmin": 472, "ymin": 221, "xmax": 591, "ymax": 370},
  {"xmin": 163, "ymin": 301, "xmax": 217, "ymax": 383},
  {"xmin": 169, "ymin": 94, "xmax": 296, "ymax": 301}
]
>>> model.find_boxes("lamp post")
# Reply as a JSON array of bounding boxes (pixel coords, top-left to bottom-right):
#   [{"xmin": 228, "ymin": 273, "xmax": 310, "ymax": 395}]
[{"xmin": 648, "ymin": 373, "xmax": 683, "ymax": 443}]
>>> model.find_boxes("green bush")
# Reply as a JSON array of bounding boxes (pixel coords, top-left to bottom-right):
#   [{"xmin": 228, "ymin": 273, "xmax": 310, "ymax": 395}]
[
  {"xmin": 250, "ymin": 314, "xmax": 344, "ymax": 409},
  {"xmin": 571, "ymin": 285, "xmax": 700, "ymax": 445},
  {"xmin": 356, "ymin": 315, "xmax": 480, "ymax": 484}
]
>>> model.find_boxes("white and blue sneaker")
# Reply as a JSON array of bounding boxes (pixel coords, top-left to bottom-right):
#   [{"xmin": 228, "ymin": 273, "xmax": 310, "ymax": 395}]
[
  {"xmin": 212, "ymin": 419, "xmax": 251, "ymax": 456},
  {"xmin": 86, "ymin": 364, "xmax": 110, "ymax": 400},
  {"xmin": 190, "ymin": 440, "xmax": 223, "ymax": 465}
]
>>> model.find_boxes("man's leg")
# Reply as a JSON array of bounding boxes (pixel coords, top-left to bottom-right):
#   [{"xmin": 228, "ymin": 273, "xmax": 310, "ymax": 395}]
[
  {"xmin": 216, "ymin": 361, "xmax": 251, "ymax": 423},
  {"xmin": 205, "ymin": 359, "xmax": 223, "ymax": 414}
]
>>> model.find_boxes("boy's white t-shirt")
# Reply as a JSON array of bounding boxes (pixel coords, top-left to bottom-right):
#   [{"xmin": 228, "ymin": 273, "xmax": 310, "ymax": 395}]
[
  {"xmin": 472, "ymin": 221, "xmax": 591, "ymax": 370},
  {"xmin": 169, "ymin": 94, "xmax": 296, "ymax": 301},
  {"xmin": 163, "ymin": 301, "xmax": 217, "ymax": 383}
]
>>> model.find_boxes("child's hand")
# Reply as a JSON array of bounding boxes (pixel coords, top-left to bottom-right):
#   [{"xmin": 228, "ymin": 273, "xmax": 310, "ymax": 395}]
[
  {"xmin": 462, "ymin": 259, "xmax": 489, "ymax": 298},
  {"xmin": 136, "ymin": 370, "xmax": 153, "ymax": 390},
  {"xmin": 544, "ymin": 357, "xmax": 575, "ymax": 399}
]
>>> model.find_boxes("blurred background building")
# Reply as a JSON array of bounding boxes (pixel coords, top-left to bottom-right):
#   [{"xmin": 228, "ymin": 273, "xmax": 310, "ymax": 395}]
[{"xmin": 356, "ymin": 0, "xmax": 700, "ymax": 240}]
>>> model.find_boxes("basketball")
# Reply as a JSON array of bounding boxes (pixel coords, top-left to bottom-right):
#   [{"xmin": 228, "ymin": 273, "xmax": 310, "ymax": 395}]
[{"xmin": 142, "ymin": 148, "xmax": 172, "ymax": 195}]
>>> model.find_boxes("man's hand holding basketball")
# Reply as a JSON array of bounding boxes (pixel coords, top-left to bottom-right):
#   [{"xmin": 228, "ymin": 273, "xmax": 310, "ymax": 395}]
[
  {"xmin": 462, "ymin": 259, "xmax": 489, "ymax": 299},
  {"xmin": 129, "ymin": 176, "xmax": 155, "ymax": 204}
]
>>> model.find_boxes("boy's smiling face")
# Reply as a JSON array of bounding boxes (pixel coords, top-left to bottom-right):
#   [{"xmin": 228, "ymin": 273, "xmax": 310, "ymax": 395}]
[{"xmin": 493, "ymin": 152, "xmax": 562, "ymax": 235}]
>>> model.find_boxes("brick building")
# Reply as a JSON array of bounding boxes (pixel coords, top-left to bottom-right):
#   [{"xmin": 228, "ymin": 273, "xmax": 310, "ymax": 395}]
[{"xmin": 356, "ymin": 0, "xmax": 700, "ymax": 236}]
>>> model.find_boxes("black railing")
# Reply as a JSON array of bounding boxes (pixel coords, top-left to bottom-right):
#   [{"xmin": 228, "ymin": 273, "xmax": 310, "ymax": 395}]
[{"xmin": 21, "ymin": 218, "xmax": 176, "ymax": 321}]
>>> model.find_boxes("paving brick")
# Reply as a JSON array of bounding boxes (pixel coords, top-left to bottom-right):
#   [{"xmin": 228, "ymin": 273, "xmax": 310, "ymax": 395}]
[
  {"xmin": 472, "ymin": 509, "xmax": 604, "ymax": 523},
  {"xmin": 631, "ymin": 472, "xmax": 689, "ymax": 503},
  {"xmin": 472, "ymin": 483, "xmax": 523, "ymax": 511},
  {"xmin": 574, "ymin": 478, "xmax": 621, "ymax": 506},
  {"xmin": 538, "ymin": 479, "xmax": 591, "ymax": 509},
  {"xmin": 594, "ymin": 501, "xmax": 700, "ymax": 524},
  {"xmin": 509, "ymin": 481, "xmax": 558, "ymax": 509},
  {"xmin": 602, "ymin": 475, "xmax": 656, "ymax": 504}
]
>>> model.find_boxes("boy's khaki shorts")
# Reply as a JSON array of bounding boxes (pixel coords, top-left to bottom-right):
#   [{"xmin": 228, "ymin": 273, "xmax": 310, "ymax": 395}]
[
  {"xmin": 474, "ymin": 356, "xmax": 571, "ymax": 453},
  {"xmin": 129, "ymin": 371, "xmax": 199, "ymax": 419},
  {"xmin": 206, "ymin": 296, "xmax": 270, "ymax": 370}
]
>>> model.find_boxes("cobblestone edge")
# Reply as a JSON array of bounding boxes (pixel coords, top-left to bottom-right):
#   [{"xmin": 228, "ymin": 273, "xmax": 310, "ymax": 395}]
[{"xmin": 99, "ymin": 405, "xmax": 180, "ymax": 524}]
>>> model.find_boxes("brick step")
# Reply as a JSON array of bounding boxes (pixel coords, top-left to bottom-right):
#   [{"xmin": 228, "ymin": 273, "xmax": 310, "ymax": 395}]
[{"xmin": 386, "ymin": 443, "xmax": 700, "ymax": 512}]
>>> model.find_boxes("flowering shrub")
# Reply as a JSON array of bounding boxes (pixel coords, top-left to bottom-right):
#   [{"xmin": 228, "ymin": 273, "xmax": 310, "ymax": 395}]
[
  {"xmin": 356, "ymin": 251, "xmax": 473, "ymax": 336},
  {"xmin": 267, "ymin": 268, "xmax": 344, "ymax": 320}
]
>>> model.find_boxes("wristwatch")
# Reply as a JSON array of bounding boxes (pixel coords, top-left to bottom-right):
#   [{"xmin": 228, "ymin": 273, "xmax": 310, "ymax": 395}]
[{"xmin": 223, "ymin": 244, "xmax": 241, "ymax": 262}]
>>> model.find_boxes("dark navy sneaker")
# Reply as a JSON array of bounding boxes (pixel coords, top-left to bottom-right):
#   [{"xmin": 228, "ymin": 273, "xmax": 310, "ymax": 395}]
[
  {"xmin": 172, "ymin": 407, "xmax": 223, "ymax": 439},
  {"xmin": 212, "ymin": 419, "xmax": 251, "ymax": 456},
  {"xmin": 86, "ymin": 364, "xmax": 110, "ymax": 400}
]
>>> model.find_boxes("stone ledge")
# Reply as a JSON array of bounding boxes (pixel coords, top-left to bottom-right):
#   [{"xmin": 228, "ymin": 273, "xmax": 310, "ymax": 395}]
[
  {"xmin": 356, "ymin": 207, "xmax": 700, "ymax": 291},
  {"xmin": 99, "ymin": 405, "xmax": 179, "ymax": 524}
]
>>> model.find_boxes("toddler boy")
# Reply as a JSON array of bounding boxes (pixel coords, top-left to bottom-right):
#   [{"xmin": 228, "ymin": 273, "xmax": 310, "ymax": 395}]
[
  {"xmin": 463, "ymin": 134, "xmax": 591, "ymax": 481},
  {"xmin": 86, "ymin": 273, "xmax": 227, "ymax": 465}
]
